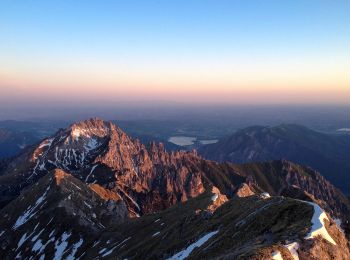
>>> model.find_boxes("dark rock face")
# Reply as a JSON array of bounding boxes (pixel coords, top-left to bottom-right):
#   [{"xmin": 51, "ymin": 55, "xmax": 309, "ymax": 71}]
[{"xmin": 281, "ymin": 161, "xmax": 350, "ymax": 218}]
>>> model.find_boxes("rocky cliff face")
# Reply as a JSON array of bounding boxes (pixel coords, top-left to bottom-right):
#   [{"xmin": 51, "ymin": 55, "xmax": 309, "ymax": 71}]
[
  {"xmin": 0, "ymin": 118, "xmax": 208, "ymax": 216},
  {"xmin": 0, "ymin": 119, "xmax": 349, "ymax": 259}
]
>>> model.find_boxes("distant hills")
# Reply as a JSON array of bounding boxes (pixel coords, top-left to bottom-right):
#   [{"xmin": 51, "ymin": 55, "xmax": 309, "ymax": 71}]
[
  {"xmin": 199, "ymin": 124, "xmax": 350, "ymax": 195},
  {"xmin": 0, "ymin": 128, "xmax": 40, "ymax": 158}
]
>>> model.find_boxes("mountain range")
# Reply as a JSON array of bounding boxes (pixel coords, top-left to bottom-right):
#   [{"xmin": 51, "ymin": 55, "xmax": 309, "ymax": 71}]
[
  {"xmin": 199, "ymin": 124, "xmax": 350, "ymax": 195},
  {"xmin": 0, "ymin": 118, "xmax": 349, "ymax": 259}
]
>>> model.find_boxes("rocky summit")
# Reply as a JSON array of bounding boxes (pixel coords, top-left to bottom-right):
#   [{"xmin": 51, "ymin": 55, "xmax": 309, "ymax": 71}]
[{"xmin": 0, "ymin": 118, "xmax": 350, "ymax": 259}]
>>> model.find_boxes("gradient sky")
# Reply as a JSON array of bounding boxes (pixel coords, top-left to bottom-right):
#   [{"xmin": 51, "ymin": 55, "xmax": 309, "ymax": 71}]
[{"xmin": 1, "ymin": 0, "xmax": 350, "ymax": 106}]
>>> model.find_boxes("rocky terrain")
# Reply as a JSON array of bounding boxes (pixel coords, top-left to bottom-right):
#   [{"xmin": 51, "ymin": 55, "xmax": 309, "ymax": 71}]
[{"xmin": 0, "ymin": 118, "xmax": 349, "ymax": 259}]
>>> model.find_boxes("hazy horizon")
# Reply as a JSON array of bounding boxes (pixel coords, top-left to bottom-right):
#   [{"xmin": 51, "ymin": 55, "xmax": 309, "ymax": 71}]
[
  {"xmin": 1, "ymin": 103, "xmax": 350, "ymax": 123},
  {"xmin": 1, "ymin": 0, "xmax": 350, "ymax": 107}
]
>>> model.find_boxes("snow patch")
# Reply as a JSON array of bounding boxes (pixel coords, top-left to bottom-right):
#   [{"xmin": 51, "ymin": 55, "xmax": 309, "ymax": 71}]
[
  {"xmin": 83, "ymin": 201, "xmax": 92, "ymax": 209},
  {"xmin": 272, "ymin": 251, "xmax": 283, "ymax": 260},
  {"xmin": 17, "ymin": 233, "xmax": 29, "ymax": 248},
  {"xmin": 114, "ymin": 237, "xmax": 131, "ymax": 248},
  {"xmin": 120, "ymin": 190, "xmax": 140, "ymax": 211},
  {"xmin": 85, "ymin": 165, "xmax": 98, "ymax": 182},
  {"xmin": 260, "ymin": 192, "xmax": 271, "ymax": 199},
  {"xmin": 32, "ymin": 239, "xmax": 43, "ymax": 252},
  {"xmin": 101, "ymin": 246, "xmax": 117, "ymax": 257},
  {"xmin": 211, "ymin": 194, "xmax": 218, "ymax": 201},
  {"xmin": 152, "ymin": 231, "xmax": 160, "ymax": 237},
  {"xmin": 66, "ymin": 238, "xmax": 84, "ymax": 260},
  {"xmin": 84, "ymin": 138, "xmax": 99, "ymax": 151},
  {"xmin": 285, "ymin": 242, "xmax": 299, "ymax": 260},
  {"xmin": 54, "ymin": 232, "xmax": 71, "ymax": 260},
  {"xmin": 167, "ymin": 230, "xmax": 219, "ymax": 260},
  {"xmin": 99, "ymin": 236, "xmax": 132, "ymax": 257},
  {"xmin": 305, "ymin": 202, "xmax": 337, "ymax": 245},
  {"xmin": 71, "ymin": 182, "xmax": 82, "ymax": 191},
  {"xmin": 49, "ymin": 229, "xmax": 55, "ymax": 237},
  {"xmin": 13, "ymin": 186, "xmax": 50, "ymax": 229},
  {"xmin": 99, "ymin": 248, "xmax": 108, "ymax": 254},
  {"xmin": 31, "ymin": 228, "xmax": 45, "ymax": 242}
]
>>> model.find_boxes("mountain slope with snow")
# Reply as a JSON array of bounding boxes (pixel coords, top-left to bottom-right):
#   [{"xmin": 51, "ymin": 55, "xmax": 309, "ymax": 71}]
[{"xmin": 0, "ymin": 118, "xmax": 349, "ymax": 259}]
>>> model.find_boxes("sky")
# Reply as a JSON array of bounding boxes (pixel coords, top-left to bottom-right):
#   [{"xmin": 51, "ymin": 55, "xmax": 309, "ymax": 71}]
[{"xmin": 1, "ymin": 0, "xmax": 350, "ymax": 107}]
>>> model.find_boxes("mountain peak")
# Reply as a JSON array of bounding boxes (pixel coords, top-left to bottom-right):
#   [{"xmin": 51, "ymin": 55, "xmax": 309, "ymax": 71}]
[
  {"xmin": 71, "ymin": 117, "xmax": 106, "ymax": 128},
  {"xmin": 69, "ymin": 118, "xmax": 113, "ymax": 140}
]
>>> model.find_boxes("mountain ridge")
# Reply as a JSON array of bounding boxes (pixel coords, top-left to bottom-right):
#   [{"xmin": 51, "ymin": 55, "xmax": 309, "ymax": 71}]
[{"xmin": 199, "ymin": 124, "xmax": 350, "ymax": 195}]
